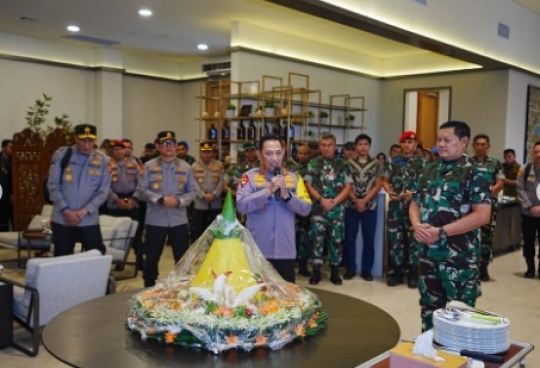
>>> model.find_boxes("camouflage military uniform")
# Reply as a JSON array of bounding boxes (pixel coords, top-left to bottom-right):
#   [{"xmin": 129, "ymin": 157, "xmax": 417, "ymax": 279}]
[
  {"xmin": 502, "ymin": 161, "xmax": 520, "ymax": 197},
  {"xmin": 284, "ymin": 157, "xmax": 297, "ymax": 171},
  {"xmin": 293, "ymin": 162, "xmax": 310, "ymax": 262},
  {"xmin": 304, "ymin": 156, "xmax": 353, "ymax": 265},
  {"xmin": 413, "ymin": 155, "xmax": 492, "ymax": 330},
  {"xmin": 224, "ymin": 160, "xmax": 259, "ymax": 193},
  {"xmin": 386, "ymin": 154, "xmax": 424, "ymax": 270},
  {"xmin": 470, "ymin": 156, "xmax": 504, "ymax": 264},
  {"xmin": 224, "ymin": 160, "xmax": 259, "ymax": 223}
]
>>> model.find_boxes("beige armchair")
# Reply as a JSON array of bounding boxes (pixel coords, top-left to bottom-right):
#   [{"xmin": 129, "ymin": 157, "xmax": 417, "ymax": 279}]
[{"xmin": 0, "ymin": 249, "xmax": 112, "ymax": 356}]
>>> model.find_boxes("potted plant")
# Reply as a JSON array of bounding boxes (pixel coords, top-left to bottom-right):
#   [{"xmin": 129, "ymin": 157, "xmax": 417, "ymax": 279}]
[
  {"xmin": 264, "ymin": 100, "xmax": 275, "ymax": 116},
  {"xmin": 319, "ymin": 111, "xmax": 329, "ymax": 123},
  {"xmin": 226, "ymin": 104, "xmax": 236, "ymax": 118},
  {"xmin": 346, "ymin": 114, "xmax": 355, "ymax": 122},
  {"xmin": 26, "ymin": 93, "xmax": 72, "ymax": 139}
]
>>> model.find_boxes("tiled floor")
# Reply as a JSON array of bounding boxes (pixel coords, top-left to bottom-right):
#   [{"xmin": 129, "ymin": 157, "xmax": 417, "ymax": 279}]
[{"xmin": 1, "ymin": 248, "xmax": 538, "ymax": 367}]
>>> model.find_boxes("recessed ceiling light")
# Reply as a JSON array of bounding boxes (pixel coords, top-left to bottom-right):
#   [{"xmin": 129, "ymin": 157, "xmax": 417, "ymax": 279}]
[
  {"xmin": 139, "ymin": 8, "xmax": 152, "ymax": 17},
  {"xmin": 67, "ymin": 25, "xmax": 80, "ymax": 32},
  {"xmin": 197, "ymin": 44, "xmax": 208, "ymax": 51}
]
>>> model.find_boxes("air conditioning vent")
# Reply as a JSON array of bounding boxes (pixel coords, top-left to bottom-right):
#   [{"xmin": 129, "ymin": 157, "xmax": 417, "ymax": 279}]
[
  {"xmin": 498, "ymin": 23, "xmax": 510, "ymax": 39},
  {"xmin": 62, "ymin": 34, "xmax": 120, "ymax": 46},
  {"xmin": 202, "ymin": 61, "xmax": 231, "ymax": 75}
]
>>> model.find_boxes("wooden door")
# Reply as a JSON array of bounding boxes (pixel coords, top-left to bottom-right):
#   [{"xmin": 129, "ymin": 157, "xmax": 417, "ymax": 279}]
[{"xmin": 416, "ymin": 91, "xmax": 439, "ymax": 149}]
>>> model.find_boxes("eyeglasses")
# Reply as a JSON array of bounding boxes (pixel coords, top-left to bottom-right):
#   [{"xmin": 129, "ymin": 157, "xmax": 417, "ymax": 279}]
[
  {"xmin": 112, "ymin": 147, "xmax": 125, "ymax": 151},
  {"xmin": 161, "ymin": 141, "xmax": 177, "ymax": 147}
]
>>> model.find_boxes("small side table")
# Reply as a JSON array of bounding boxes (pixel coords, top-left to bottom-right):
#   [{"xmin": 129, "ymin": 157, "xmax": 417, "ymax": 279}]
[
  {"xmin": 358, "ymin": 341, "xmax": 534, "ymax": 368},
  {"xmin": 0, "ymin": 281, "xmax": 13, "ymax": 348},
  {"xmin": 18, "ymin": 229, "xmax": 52, "ymax": 268}
]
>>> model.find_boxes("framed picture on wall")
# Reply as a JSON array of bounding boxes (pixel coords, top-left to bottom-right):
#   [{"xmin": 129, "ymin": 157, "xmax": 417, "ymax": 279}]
[{"xmin": 525, "ymin": 85, "xmax": 540, "ymax": 162}]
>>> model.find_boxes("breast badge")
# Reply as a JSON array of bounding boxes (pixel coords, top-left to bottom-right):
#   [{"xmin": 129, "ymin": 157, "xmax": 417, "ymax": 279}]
[{"xmin": 241, "ymin": 174, "xmax": 249, "ymax": 188}]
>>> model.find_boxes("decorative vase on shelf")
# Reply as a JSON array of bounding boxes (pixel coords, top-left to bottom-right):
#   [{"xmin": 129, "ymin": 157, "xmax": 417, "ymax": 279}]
[
  {"xmin": 222, "ymin": 120, "xmax": 230, "ymax": 141},
  {"xmin": 214, "ymin": 112, "xmax": 220, "ymax": 119},
  {"xmin": 255, "ymin": 109, "xmax": 263, "ymax": 118},
  {"xmin": 280, "ymin": 108, "xmax": 288, "ymax": 116},
  {"xmin": 202, "ymin": 111, "xmax": 209, "ymax": 119},
  {"xmin": 265, "ymin": 107, "xmax": 274, "ymax": 117},
  {"xmin": 247, "ymin": 120, "xmax": 257, "ymax": 140},
  {"xmin": 263, "ymin": 121, "xmax": 270, "ymax": 136},
  {"xmin": 208, "ymin": 123, "xmax": 218, "ymax": 140},
  {"xmin": 237, "ymin": 120, "xmax": 246, "ymax": 140},
  {"xmin": 226, "ymin": 109, "xmax": 235, "ymax": 118},
  {"xmin": 272, "ymin": 120, "xmax": 281, "ymax": 137}
]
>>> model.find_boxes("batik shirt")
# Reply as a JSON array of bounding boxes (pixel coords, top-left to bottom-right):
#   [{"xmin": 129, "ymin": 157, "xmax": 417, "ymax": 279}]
[{"xmin": 346, "ymin": 156, "xmax": 384, "ymax": 210}]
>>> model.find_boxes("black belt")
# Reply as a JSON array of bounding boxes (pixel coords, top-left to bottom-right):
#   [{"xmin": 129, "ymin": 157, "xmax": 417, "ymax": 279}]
[{"xmin": 115, "ymin": 191, "xmax": 135, "ymax": 199}]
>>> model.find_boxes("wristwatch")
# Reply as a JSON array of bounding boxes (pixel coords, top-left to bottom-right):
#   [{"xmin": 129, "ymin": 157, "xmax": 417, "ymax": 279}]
[
  {"xmin": 438, "ymin": 227, "xmax": 447, "ymax": 239},
  {"xmin": 284, "ymin": 191, "xmax": 293, "ymax": 203},
  {"xmin": 157, "ymin": 196, "xmax": 165, "ymax": 205}
]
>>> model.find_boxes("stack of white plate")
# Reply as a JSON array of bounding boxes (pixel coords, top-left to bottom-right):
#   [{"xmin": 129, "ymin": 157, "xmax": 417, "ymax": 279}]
[{"xmin": 433, "ymin": 309, "xmax": 510, "ymax": 354}]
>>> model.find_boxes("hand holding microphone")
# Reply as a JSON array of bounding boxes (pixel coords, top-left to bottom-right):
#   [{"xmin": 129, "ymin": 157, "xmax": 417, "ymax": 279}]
[{"xmin": 272, "ymin": 167, "xmax": 285, "ymax": 201}]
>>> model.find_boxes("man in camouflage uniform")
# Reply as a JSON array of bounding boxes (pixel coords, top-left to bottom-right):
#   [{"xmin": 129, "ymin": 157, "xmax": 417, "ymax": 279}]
[
  {"xmin": 223, "ymin": 142, "xmax": 259, "ymax": 197},
  {"xmin": 502, "ymin": 148, "xmax": 520, "ymax": 198},
  {"xmin": 305, "ymin": 133, "xmax": 352, "ymax": 285},
  {"xmin": 410, "ymin": 121, "xmax": 491, "ymax": 331},
  {"xmin": 383, "ymin": 131, "xmax": 424, "ymax": 288},
  {"xmin": 176, "ymin": 140, "xmax": 196, "ymax": 165},
  {"xmin": 191, "ymin": 142, "xmax": 224, "ymax": 241},
  {"xmin": 294, "ymin": 144, "xmax": 312, "ymax": 276},
  {"xmin": 470, "ymin": 134, "xmax": 504, "ymax": 281}
]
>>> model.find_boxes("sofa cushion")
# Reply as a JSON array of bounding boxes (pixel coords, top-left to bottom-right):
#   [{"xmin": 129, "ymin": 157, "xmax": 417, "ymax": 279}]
[
  {"xmin": 99, "ymin": 215, "xmax": 133, "ymax": 250},
  {"xmin": 40, "ymin": 205, "xmax": 53, "ymax": 217},
  {"xmin": 23, "ymin": 249, "xmax": 102, "ymax": 308},
  {"xmin": 28, "ymin": 215, "xmax": 48, "ymax": 230}
]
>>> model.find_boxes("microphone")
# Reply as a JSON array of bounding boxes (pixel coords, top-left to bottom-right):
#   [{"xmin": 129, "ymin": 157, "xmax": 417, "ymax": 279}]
[{"xmin": 273, "ymin": 167, "xmax": 281, "ymax": 201}]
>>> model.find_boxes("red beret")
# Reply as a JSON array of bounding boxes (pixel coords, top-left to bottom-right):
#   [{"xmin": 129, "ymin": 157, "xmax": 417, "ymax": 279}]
[
  {"xmin": 399, "ymin": 131, "xmax": 418, "ymax": 143},
  {"xmin": 109, "ymin": 139, "xmax": 125, "ymax": 149}
]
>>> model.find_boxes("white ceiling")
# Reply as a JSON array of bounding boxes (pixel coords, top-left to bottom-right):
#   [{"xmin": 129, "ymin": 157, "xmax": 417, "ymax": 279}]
[{"xmin": 0, "ymin": 0, "xmax": 535, "ymax": 74}]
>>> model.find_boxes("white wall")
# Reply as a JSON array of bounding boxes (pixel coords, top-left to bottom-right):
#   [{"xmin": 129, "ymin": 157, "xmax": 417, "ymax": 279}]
[
  {"xmin": 326, "ymin": 0, "xmax": 540, "ymax": 75},
  {"xmin": 232, "ymin": 51, "xmax": 384, "ymax": 153},
  {"xmin": 122, "ymin": 76, "xmax": 201, "ymax": 155},
  {"xmin": 0, "ymin": 57, "xmax": 201, "ymax": 157},
  {"xmin": 0, "ymin": 58, "xmax": 93, "ymax": 140},
  {"xmin": 380, "ymin": 70, "xmax": 509, "ymax": 159}
]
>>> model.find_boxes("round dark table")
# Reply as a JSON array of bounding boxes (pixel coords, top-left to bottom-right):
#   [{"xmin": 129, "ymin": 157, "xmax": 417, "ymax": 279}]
[{"xmin": 42, "ymin": 288, "xmax": 400, "ymax": 368}]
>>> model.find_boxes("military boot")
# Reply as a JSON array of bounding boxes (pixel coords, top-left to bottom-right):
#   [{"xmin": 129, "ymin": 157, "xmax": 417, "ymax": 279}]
[
  {"xmin": 387, "ymin": 268, "xmax": 404, "ymax": 287},
  {"xmin": 298, "ymin": 260, "xmax": 312, "ymax": 277},
  {"xmin": 408, "ymin": 266, "xmax": 419, "ymax": 289},
  {"xmin": 330, "ymin": 265, "xmax": 342, "ymax": 285},
  {"xmin": 309, "ymin": 265, "xmax": 321, "ymax": 285},
  {"xmin": 524, "ymin": 257, "xmax": 535, "ymax": 279},
  {"xmin": 479, "ymin": 262, "xmax": 490, "ymax": 282}
]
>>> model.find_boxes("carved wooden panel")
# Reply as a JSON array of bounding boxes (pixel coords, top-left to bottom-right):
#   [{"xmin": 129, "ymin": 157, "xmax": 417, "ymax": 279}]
[
  {"xmin": 46, "ymin": 128, "xmax": 74, "ymax": 153},
  {"xmin": 11, "ymin": 128, "xmax": 73, "ymax": 230}
]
